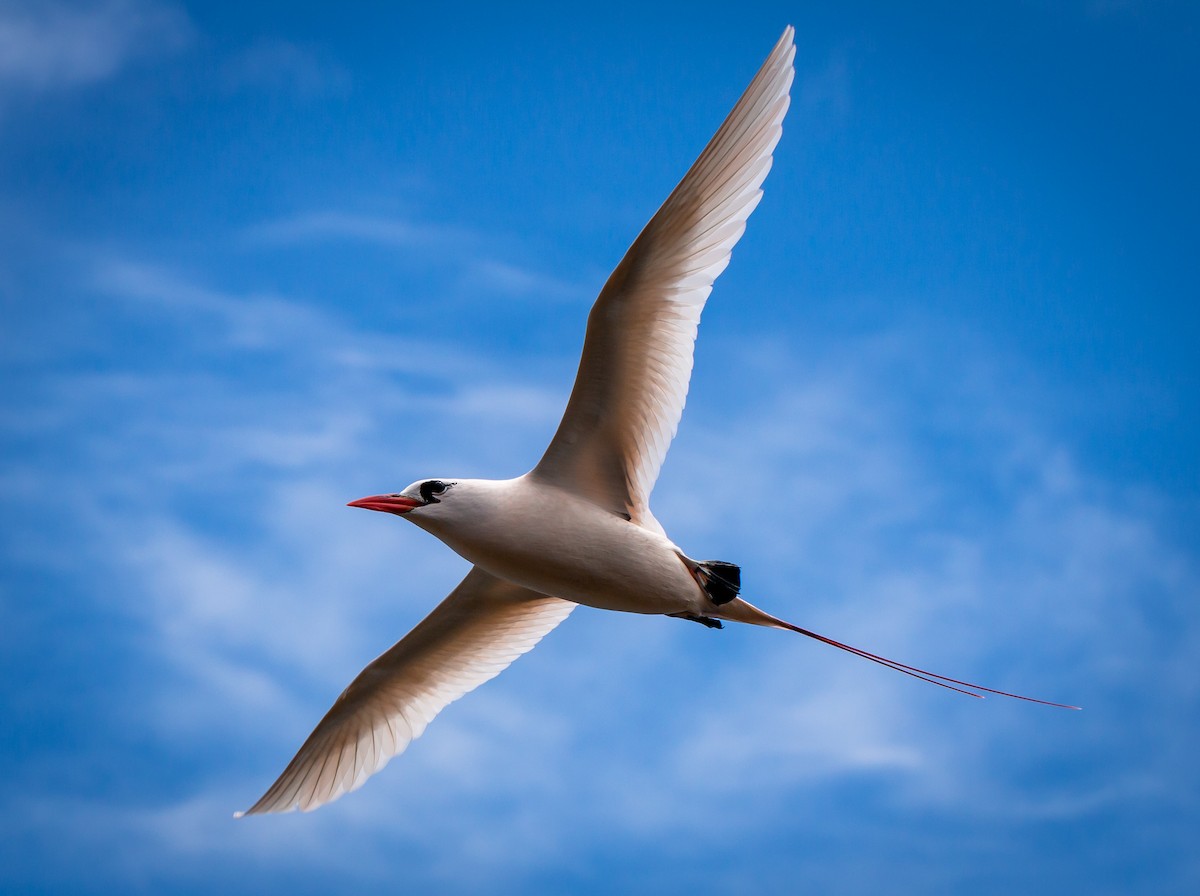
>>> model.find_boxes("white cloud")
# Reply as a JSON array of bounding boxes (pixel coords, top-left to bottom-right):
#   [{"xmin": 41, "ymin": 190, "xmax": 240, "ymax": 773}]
[
  {"xmin": 244, "ymin": 210, "xmax": 589, "ymax": 302},
  {"xmin": 12, "ymin": 255, "xmax": 574, "ymax": 750},
  {"xmin": 91, "ymin": 258, "xmax": 479, "ymax": 375},
  {"xmin": 6, "ymin": 249, "xmax": 1197, "ymax": 885},
  {"xmin": 220, "ymin": 38, "xmax": 349, "ymax": 97},
  {"xmin": 244, "ymin": 211, "xmax": 462, "ymax": 252},
  {"xmin": 461, "ymin": 258, "xmax": 584, "ymax": 301},
  {"xmin": 0, "ymin": 0, "xmax": 191, "ymax": 92},
  {"xmin": 794, "ymin": 53, "xmax": 851, "ymax": 133},
  {"xmin": 642, "ymin": 333, "xmax": 1197, "ymax": 819}
]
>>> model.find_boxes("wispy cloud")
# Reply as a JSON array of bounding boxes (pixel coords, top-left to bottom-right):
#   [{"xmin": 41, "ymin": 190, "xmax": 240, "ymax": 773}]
[
  {"xmin": 92, "ymin": 257, "xmax": 477, "ymax": 375},
  {"xmin": 648, "ymin": 331, "xmax": 1197, "ymax": 819},
  {"xmin": 3, "ymin": 8, "xmax": 1195, "ymax": 893},
  {"xmin": 3, "ymin": 229, "xmax": 1196, "ymax": 892},
  {"xmin": 794, "ymin": 53, "xmax": 851, "ymax": 132},
  {"xmin": 461, "ymin": 258, "xmax": 584, "ymax": 301},
  {"xmin": 0, "ymin": 0, "xmax": 191, "ymax": 93},
  {"xmin": 9, "ymin": 252, "xmax": 1196, "ymax": 885},
  {"xmin": 244, "ymin": 210, "xmax": 589, "ymax": 302},
  {"xmin": 220, "ymin": 38, "xmax": 349, "ymax": 98},
  {"xmin": 244, "ymin": 210, "xmax": 470, "ymax": 252},
  {"xmin": 97, "ymin": 258, "xmax": 342, "ymax": 348}
]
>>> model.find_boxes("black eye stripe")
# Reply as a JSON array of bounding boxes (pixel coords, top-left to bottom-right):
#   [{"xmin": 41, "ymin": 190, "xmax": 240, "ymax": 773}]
[{"xmin": 419, "ymin": 480, "xmax": 451, "ymax": 504}]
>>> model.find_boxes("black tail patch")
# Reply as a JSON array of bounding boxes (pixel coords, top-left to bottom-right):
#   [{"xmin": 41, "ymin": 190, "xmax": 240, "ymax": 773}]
[{"xmin": 697, "ymin": 561, "xmax": 741, "ymax": 606}]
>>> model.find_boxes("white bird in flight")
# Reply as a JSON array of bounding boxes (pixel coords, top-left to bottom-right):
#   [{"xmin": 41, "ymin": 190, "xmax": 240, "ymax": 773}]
[{"xmin": 239, "ymin": 26, "xmax": 1075, "ymax": 817}]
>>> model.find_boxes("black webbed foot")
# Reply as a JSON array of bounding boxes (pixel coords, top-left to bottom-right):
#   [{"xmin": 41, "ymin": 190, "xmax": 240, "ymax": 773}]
[{"xmin": 669, "ymin": 612, "xmax": 724, "ymax": 629}]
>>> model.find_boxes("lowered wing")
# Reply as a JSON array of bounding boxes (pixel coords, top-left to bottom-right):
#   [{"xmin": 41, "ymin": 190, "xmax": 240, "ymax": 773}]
[{"xmin": 238, "ymin": 567, "xmax": 574, "ymax": 814}]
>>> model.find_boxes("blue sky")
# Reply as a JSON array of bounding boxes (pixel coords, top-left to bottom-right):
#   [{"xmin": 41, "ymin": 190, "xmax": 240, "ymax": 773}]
[{"xmin": 2, "ymin": 1, "xmax": 1197, "ymax": 893}]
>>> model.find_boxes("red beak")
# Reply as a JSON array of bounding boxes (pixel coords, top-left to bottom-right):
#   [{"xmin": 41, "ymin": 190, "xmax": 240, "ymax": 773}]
[{"xmin": 347, "ymin": 494, "xmax": 423, "ymax": 515}]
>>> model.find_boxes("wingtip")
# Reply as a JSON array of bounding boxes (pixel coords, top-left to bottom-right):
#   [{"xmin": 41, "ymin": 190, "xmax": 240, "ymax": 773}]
[{"xmin": 771, "ymin": 27, "xmax": 797, "ymax": 81}]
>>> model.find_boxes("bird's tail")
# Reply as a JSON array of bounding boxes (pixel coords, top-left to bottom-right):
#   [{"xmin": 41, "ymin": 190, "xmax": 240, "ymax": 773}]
[{"xmin": 712, "ymin": 597, "xmax": 1080, "ymax": 709}]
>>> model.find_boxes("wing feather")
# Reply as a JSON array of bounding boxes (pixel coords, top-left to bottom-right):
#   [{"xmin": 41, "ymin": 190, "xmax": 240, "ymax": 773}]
[
  {"xmin": 237, "ymin": 567, "xmax": 574, "ymax": 815},
  {"xmin": 531, "ymin": 28, "xmax": 795, "ymax": 522}
]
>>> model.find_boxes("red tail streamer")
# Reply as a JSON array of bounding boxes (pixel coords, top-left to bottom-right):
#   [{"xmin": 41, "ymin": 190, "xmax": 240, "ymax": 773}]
[{"xmin": 777, "ymin": 620, "xmax": 1080, "ymax": 709}]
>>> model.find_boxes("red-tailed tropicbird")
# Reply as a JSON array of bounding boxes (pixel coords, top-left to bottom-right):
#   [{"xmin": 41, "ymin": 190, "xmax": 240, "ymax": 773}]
[{"xmin": 239, "ymin": 26, "xmax": 1076, "ymax": 817}]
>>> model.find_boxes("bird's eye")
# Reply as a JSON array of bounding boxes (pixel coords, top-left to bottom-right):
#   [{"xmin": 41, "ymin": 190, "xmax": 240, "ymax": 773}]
[{"xmin": 419, "ymin": 480, "xmax": 450, "ymax": 504}]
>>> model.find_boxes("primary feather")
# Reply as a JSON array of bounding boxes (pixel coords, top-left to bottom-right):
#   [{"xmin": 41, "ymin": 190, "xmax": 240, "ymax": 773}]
[
  {"xmin": 532, "ymin": 27, "xmax": 795, "ymax": 524},
  {"xmin": 238, "ymin": 568, "xmax": 573, "ymax": 814}
]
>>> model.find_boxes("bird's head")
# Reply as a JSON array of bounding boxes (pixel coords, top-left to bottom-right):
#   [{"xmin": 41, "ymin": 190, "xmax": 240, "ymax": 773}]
[{"xmin": 347, "ymin": 479, "xmax": 458, "ymax": 517}]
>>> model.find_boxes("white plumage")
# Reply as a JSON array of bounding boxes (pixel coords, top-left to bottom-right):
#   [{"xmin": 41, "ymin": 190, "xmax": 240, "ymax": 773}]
[
  {"xmin": 240, "ymin": 25, "xmax": 1071, "ymax": 818},
  {"xmin": 533, "ymin": 29, "xmax": 794, "ymax": 524},
  {"xmin": 240, "ymin": 27, "xmax": 796, "ymax": 816},
  {"xmin": 237, "ymin": 568, "xmax": 573, "ymax": 814}
]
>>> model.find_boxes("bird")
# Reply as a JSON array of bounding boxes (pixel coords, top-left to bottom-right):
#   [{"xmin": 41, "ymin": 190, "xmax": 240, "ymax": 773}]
[{"xmin": 238, "ymin": 26, "xmax": 1075, "ymax": 817}]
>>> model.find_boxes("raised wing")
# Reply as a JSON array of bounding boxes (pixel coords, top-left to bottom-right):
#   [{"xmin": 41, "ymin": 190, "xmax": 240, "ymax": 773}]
[
  {"xmin": 532, "ymin": 27, "xmax": 795, "ymax": 524},
  {"xmin": 237, "ymin": 567, "xmax": 574, "ymax": 815}
]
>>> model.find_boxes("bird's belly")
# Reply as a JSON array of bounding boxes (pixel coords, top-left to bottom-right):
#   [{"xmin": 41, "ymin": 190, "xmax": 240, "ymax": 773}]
[
  {"xmin": 496, "ymin": 540, "xmax": 700, "ymax": 615},
  {"xmin": 429, "ymin": 497, "xmax": 704, "ymax": 615}
]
